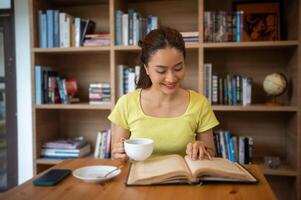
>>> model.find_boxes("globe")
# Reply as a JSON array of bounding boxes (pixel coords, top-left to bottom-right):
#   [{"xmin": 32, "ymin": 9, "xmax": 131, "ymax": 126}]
[{"xmin": 263, "ymin": 73, "xmax": 287, "ymax": 96}]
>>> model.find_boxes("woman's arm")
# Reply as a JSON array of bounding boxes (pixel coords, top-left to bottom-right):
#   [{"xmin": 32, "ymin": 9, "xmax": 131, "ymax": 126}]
[
  {"xmin": 186, "ymin": 129, "xmax": 216, "ymax": 160},
  {"xmin": 111, "ymin": 124, "xmax": 130, "ymax": 161},
  {"xmin": 196, "ymin": 129, "xmax": 216, "ymax": 156}
]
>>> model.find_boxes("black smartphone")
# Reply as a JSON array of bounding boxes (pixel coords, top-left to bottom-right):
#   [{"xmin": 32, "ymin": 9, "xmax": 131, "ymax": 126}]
[{"xmin": 33, "ymin": 169, "xmax": 71, "ymax": 186}]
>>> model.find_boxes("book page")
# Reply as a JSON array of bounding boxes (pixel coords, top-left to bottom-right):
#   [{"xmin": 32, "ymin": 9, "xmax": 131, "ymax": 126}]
[
  {"xmin": 127, "ymin": 155, "xmax": 192, "ymax": 185},
  {"xmin": 184, "ymin": 156, "xmax": 255, "ymax": 181}
]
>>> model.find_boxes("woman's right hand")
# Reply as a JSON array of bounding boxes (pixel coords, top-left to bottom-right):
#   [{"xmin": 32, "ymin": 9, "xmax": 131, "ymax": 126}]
[{"xmin": 111, "ymin": 139, "xmax": 128, "ymax": 162}]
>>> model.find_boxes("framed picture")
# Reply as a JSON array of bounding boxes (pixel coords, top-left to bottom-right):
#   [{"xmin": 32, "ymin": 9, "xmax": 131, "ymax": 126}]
[{"xmin": 233, "ymin": 1, "xmax": 281, "ymax": 41}]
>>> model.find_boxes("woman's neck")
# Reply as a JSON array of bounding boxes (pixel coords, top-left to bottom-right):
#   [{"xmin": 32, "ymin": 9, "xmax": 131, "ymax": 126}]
[{"xmin": 144, "ymin": 86, "xmax": 183, "ymax": 104}]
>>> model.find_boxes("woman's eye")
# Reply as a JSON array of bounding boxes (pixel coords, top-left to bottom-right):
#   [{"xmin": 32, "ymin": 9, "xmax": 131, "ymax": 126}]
[
  {"xmin": 174, "ymin": 66, "xmax": 183, "ymax": 71},
  {"xmin": 156, "ymin": 70, "xmax": 166, "ymax": 74}
]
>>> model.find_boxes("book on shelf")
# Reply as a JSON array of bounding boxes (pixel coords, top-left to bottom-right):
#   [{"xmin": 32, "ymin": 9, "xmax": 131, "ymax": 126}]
[
  {"xmin": 42, "ymin": 136, "xmax": 87, "ymax": 149},
  {"xmin": 126, "ymin": 154, "xmax": 258, "ymax": 186},
  {"xmin": 34, "ymin": 65, "xmax": 80, "ymax": 104},
  {"xmin": 118, "ymin": 65, "xmax": 141, "ymax": 97},
  {"xmin": 203, "ymin": 11, "xmax": 243, "ymax": 42},
  {"xmin": 115, "ymin": 9, "xmax": 157, "ymax": 46},
  {"xmin": 213, "ymin": 130, "xmax": 253, "ymax": 164},
  {"xmin": 89, "ymin": 82, "xmax": 111, "ymax": 106},
  {"xmin": 94, "ymin": 130, "xmax": 111, "ymax": 159},
  {"xmin": 38, "ymin": 9, "xmax": 96, "ymax": 48},
  {"xmin": 41, "ymin": 143, "xmax": 91, "ymax": 159}
]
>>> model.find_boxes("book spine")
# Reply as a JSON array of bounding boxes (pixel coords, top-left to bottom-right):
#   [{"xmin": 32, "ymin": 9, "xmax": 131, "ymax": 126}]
[
  {"xmin": 128, "ymin": 9, "xmax": 134, "ymax": 45},
  {"xmin": 94, "ymin": 132, "xmax": 102, "ymax": 158},
  {"xmin": 247, "ymin": 137, "xmax": 253, "ymax": 164},
  {"xmin": 218, "ymin": 130, "xmax": 227, "ymax": 159},
  {"xmin": 212, "ymin": 74, "xmax": 218, "ymax": 104},
  {"xmin": 238, "ymin": 136, "xmax": 245, "ymax": 164},
  {"xmin": 46, "ymin": 10, "xmax": 54, "ymax": 48},
  {"xmin": 53, "ymin": 10, "xmax": 60, "ymax": 47},
  {"xmin": 35, "ymin": 65, "xmax": 43, "ymax": 104},
  {"xmin": 105, "ymin": 130, "xmax": 111, "ymax": 159},
  {"xmin": 218, "ymin": 76, "xmax": 223, "ymax": 104},
  {"xmin": 115, "ymin": 10, "xmax": 123, "ymax": 45},
  {"xmin": 122, "ymin": 13, "xmax": 128, "ymax": 46},
  {"xmin": 41, "ymin": 11, "xmax": 48, "ymax": 48}
]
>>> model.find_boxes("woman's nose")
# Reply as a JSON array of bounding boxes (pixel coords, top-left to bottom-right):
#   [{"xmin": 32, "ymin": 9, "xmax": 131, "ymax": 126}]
[{"xmin": 165, "ymin": 71, "xmax": 177, "ymax": 82}]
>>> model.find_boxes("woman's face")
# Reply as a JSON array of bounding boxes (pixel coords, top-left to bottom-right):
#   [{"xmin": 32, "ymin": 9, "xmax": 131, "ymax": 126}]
[{"xmin": 145, "ymin": 47, "xmax": 185, "ymax": 95}]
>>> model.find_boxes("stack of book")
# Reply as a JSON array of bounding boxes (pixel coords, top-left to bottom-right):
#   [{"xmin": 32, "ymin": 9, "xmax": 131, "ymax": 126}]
[
  {"xmin": 181, "ymin": 31, "xmax": 199, "ymax": 43},
  {"xmin": 83, "ymin": 34, "xmax": 111, "ymax": 47},
  {"xmin": 89, "ymin": 82, "xmax": 111, "ymax": 106},
  {"xmin": 41, "ymin": 136, "xmax": 91, "ymax": 159},
  {"xmin": 213, "ymin": 130, "xmax": 253, "ymax": 164},
  {"xmin": 94, "ymin": 130, "xmax": 111, "ymax": 159}
]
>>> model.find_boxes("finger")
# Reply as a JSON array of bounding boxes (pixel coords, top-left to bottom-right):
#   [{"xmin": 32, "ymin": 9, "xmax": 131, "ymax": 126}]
[
  {"xmin": 204, "ymin": 148, "xmax": 212, "ymax": 160},
  {"xmin": 198, "ymin": 145, "xmax": 204, "ymax": 160},
  {"xmin": 186, "ymin": 143, "xmax": 193, "ymax": 159},
  {"xmin": 114, "ymin": 153, "xmax": 128, "ymax": 161},
  {"xmin": 192, "ymin": 143, "xmax": 199, "ymax": 160},
  {"xmin": 113, "ymin": 146, "xmax": 125, "ymax": 154}
]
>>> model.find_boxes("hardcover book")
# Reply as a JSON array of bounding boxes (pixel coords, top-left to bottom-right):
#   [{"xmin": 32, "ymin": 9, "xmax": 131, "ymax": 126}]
[{"xmin": 126, "ymin": 154, "xmax": 257, "ymax": 186}]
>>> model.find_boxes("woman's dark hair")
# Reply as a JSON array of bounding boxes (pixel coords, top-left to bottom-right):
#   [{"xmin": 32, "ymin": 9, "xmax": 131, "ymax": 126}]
[{"xmin": 136, "ymin": 27, "xmax": 186, "ymax": 89}]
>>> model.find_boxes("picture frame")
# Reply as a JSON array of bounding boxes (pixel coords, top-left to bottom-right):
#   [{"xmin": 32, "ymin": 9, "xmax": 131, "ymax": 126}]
[{"xmin": 233, "ymin": 1, "xmax": 281, "ymax": 41}]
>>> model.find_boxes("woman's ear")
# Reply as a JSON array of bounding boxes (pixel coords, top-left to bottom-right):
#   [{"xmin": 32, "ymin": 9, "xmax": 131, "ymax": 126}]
[{"xmin": 144, "ymin": 64, "xmax": 149, "ymax": 75}]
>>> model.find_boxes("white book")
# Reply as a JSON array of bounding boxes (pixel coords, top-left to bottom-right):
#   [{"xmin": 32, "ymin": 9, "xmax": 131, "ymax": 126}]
[
  {"xmin": 128, "ymin": 69, "xmax": 136, "ymax": 92},
  {"xmin": 59, "ymin": 12, "xmax": 66, "ymax": 47},
  {"xmin": 122, "ymin": 13, "xmax": 128, "ymax": 46},
  {"xmin": 74, "ymin": 17, "xmax": 81, "ymax": 47},
  {"xmin": 94, "ymin": 132, "xmax": 102, "ymax": 158},
  {"xmin": 242, "ymin": 77, "xmax": 252, "ymax": 106}
]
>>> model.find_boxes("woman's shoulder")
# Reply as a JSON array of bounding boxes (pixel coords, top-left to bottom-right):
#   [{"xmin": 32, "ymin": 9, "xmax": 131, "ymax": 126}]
[
  {"xmin": 117, "ymin": 88, "xmax": 141, "ymax": 104},
  {"xmin": 189, "ymin": 90, "xmax": 208, "ymax": 103}
]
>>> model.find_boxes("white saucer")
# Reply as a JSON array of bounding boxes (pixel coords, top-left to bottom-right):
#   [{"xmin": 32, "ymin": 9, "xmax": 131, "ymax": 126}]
[{"xmin": 72, "ymin": 165, "xmax": 121, "ymax": 183}]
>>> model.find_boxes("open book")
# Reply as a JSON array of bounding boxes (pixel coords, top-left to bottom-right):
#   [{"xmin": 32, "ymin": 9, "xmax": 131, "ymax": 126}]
[{"xmin": 126, "ymin": 154, "xmax": 258, "ymax": 185}]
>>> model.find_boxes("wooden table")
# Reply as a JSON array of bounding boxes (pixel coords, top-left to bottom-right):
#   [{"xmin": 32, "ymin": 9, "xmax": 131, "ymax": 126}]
[{"xmin": 0, "ymin": 158, "xmax": 277, "ymax": 200}]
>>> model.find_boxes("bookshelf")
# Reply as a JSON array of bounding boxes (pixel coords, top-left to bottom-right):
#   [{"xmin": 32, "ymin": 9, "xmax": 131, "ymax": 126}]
[{"xmin": 29, "ymin": 0, "xmax": 300, "ymax": 199}]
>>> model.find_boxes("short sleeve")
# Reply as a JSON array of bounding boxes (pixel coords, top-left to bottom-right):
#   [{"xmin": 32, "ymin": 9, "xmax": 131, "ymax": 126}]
[
  {"xmin": 108, "ymin": 95, "xmax": 130, "ymax": 130},
  {"xmin": 197, "ymin": 98, "xmax": 219, "ymax": 133}
]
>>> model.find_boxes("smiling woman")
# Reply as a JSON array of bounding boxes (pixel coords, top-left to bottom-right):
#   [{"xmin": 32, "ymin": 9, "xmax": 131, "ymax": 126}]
[{"xmin": 108, "ymin": 27, "xmax": 219, "ymax": 162}]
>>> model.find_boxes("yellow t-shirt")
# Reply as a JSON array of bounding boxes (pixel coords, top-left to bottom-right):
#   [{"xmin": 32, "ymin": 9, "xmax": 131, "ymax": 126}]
[{"xmin": 108, "ymin": 89, "xmax": 219, "ymax": 156}]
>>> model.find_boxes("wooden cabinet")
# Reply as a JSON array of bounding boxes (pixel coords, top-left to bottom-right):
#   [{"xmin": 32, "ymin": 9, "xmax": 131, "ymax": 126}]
[{"xmin": 29, "ymin": 0, "xmax": 300, "ymax": 199}]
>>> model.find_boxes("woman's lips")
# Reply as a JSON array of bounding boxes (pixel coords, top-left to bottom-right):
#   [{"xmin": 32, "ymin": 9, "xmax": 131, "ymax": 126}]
[{"xmin": 162, "ymin": 83, "xmax": 177, "ymax": 89}]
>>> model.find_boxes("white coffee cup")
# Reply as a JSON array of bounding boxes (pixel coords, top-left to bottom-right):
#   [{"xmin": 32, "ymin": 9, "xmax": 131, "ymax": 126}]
[{"xmin": 124, "ymin": 138, "xmax": 154, "ymax": 161}]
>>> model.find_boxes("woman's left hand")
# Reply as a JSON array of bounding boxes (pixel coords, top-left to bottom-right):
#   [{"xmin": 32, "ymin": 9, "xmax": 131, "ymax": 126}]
[{"xmin": 186, "ymin": 141, "xmax": 212, "ymax": 160}]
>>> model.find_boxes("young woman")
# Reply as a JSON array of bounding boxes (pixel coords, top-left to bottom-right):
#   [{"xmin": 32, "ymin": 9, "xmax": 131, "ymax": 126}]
[{"xmin": 108, "ymin": 27, "xmax": 219, "ymax": 161}]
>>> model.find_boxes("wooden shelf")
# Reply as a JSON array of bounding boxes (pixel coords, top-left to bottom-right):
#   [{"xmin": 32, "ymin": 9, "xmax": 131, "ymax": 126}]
[
  {"xmin": 114, "ymin": 45, "xmax": 141, "ymax": 51},
  {"xmin": 36, "ymin": 154, "xmax": 95, "ymax": 165},
  {"xmin": 33, "ymin": 47, "xmax": 111, "ymax": 54},
  {"xmin": 212, "ymin": 105, "xmax": 298, "ymax": 112},
  {"xmin": 255, "ymin": 162, "xmax": 298, "ymax": 177},
  {"xmin": 114, "ymin": 42, "xmax": 199, "ymax": 51},
  {"xmin": 35, "ymin": 103, "xmax": 112, "ymax": 110},
  {"xmin": 203, "ymin": 41, "xmax": 299, "ymax": 49}
]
